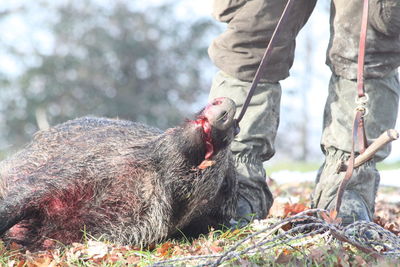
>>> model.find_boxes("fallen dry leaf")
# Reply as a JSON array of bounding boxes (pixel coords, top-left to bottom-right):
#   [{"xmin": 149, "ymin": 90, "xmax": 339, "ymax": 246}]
[
  {"xmin": 209, "ymin": 244, "xmax": 223, "ymax": 253},
  {"xmin": 26, "ymin": 256, "xmax": 55, "ymax": 267},
  {"xmin": 126, "ymin": 255, "xmax": 141, "ymax": 264},
  {"xmin": 156, "ymin": 242, "xmax": 174, "ymax": 257},
  {"xmin": 86, "ymin": 240, "xmax": 109, "ymax": 259},
  {"xmin": 197, "ymin": 160, "xmax": 216, "ymax": 170},
  {"xmin": 268, "ymin": 201, "xmax": 286, "ymax": 217},
  {"xmin": 374, "ymin": 216, "xmax": 400, "ymax": 236},
  {"xmin": 171, "ymin": 245, "xmax": 185, "ymax": 256},
  {"xmin": 9, "ymin": 259, "xmax": 26, "ymax": 267},
  {"xmin": 106, "ymin": 254, "xmax": 121, "ymax": 263},
  {"xmin": 337, "ymin": 253, "xmax": 351, "ymax": 267},
  {"xmin": 9, "ymin": 242, "xmax": 23, "ymax": 251},
  {"xmin": 283, "ymin": 203, "xmax": 308, "ymax": 217},
  {"xmin": 320, "ymin": 209, "xmax": 342, "ymax": 225},
  {"xmin": 275, "ymin": 249, "xmax": 292, "ymax": 264},
  {"xmin": 354, "ymin": 255, "xmax": 367, "ymax": 265}
]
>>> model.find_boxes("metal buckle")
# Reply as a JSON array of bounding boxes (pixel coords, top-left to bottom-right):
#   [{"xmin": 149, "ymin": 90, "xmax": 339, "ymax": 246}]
[
  {"xmin": 355, "ymin": 93, "xmax": 369, "ymax": 117},
  {"xmin": 355, "ymin": 93, "xmax": 369, "ymax": 105}
]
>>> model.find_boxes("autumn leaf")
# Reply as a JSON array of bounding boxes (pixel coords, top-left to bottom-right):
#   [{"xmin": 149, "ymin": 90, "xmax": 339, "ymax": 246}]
[
  {"xmin": 268, "ymin": 201, "xmax": 286, "ymax": 217},
  {"xmin": 106, "ymin": 254, "xmax": 122, "ymax": 263},
  {"xmin": 209, "ymin": 241, "xmax": 224, "ymax": 253},
  {"xmin": 26, "ymin": 256, "xmax": 56, "ymax": 267},
  {"xmin": 320, "ymin": 209, "xmax": 342, "ymax": 225},
  {"xmin": 156, "ymin": 242, "xmax": 174, "ymax": 257},
  {"xmin": 374, "ymin": 216, "xmax": 385, "ymax": 226},
  {"xmin": 8, "ymin": 260, "xmax": 26, "ymax": 267},
  {"xmin": 171, "ymin": 245, "xmax": 185, "ymax": 256},
  {"xmin": 386, "ymin": 223, "xmax": 400, "ymax": 236},
  {"xmin": 374, "ymin": 216, "xmax": 400, "ymax": 235},
  {"xmin": 270, "ymin": 203, "xmax": 310, "ymax": 231},
  {"xmin": 9, "ymin": 242, "xmax": 23, "ymax": 251},
  {"xmin": 281, "ymin": 222, "xmax": 293, "ymax": 231},
  {"xmin": 354, "ymin": 255, "xmax": 367, "ymax": 265},
  {"xmin": 197, "ymin": 160, "xmax": 216, "ymax": 170},
  {"xmin": 275, "ymin": 249, "xmax": 293, "ymax": 264},
  {"xmin": 126, "ymin": 255, "xmax": 141, "ymax": 264},
  {"xmin": 283, "ymin": 203, "xmax": 308, "ymax": 217},
  {"xmin": 337, "ymin": 252, "xmax": 350, "ymax": 267}
]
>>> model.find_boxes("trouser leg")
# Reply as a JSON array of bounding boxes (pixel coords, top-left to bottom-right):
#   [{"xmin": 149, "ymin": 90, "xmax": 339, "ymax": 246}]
[
  {"xmin": 209, "ymin": 71, "xmax": 281, "ymax": 221},
  {"xmin": 316, "ymin": 0, "xmax": 400, "ymax": 225},
  {"xmin": 209, "ymin": 0, "xmax": 317, "ymax": 83},
  {"xmin": 312, "ymin": 72, "xmax": 400, "ymax": 224},
  {"xmin": 208, "ymin": 0, "xmax": 314, "ymax": 224}
]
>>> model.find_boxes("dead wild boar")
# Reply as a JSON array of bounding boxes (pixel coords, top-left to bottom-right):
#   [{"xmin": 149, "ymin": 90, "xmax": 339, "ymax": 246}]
[{"xmin": 0, "ymin": 97, "xmax": 238, "ymax": 249}]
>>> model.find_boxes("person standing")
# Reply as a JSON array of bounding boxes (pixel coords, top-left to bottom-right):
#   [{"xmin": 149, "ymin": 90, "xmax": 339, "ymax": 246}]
[{"xmin": 208, "ymin": 0, "xmax": 400, "ymax": 225}]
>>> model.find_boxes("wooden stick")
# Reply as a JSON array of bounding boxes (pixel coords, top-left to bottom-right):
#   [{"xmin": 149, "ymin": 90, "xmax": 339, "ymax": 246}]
[{"xmin": 336, "ymin": 129, "xmax": 399, "ymax": 173}]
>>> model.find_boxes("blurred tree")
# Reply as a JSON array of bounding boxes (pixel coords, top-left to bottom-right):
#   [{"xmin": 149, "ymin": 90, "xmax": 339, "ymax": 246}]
[{"xmin": 0, "ymin": 0, "xmax": 216, "ymax": 151}]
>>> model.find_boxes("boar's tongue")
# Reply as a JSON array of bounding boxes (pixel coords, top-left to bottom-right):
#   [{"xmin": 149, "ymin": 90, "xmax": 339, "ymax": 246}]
[{"xmin": 194, "ymin": 116, "xmax": 214, "ymax": 160}]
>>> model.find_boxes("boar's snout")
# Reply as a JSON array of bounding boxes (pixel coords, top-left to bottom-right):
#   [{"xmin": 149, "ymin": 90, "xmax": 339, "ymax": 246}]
[{"xmin": 205, "ymin": 97, "xmax": 236, "ymax": 131}]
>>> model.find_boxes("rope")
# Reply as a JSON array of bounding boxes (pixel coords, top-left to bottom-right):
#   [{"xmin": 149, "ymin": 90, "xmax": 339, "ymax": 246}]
[{"xmin": 148, "ymin": 209, "xmax": 400, "ymax": 266}]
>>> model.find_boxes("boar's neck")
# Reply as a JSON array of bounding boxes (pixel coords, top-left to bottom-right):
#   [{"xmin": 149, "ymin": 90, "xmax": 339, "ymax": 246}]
[
  {"xmin": 147, "ymin": 125, "xmax": 234, "ymax": 230},
  {"xmin": 152, "ymin": 126, "xmax": 206, "ymax": 169}
]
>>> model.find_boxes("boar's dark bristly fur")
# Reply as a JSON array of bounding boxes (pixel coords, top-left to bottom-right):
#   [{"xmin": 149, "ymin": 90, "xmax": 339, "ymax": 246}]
[{"xmin": 0, "ymin": 98, "xmax": 238, "ymax": 249}]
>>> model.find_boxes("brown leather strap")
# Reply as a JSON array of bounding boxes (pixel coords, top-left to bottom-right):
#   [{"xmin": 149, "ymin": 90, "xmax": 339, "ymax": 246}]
[
  {"xmin": 235, "ymin": 0, "xmax": 295, "ymax": 125},
  {"xmin": 335, "ymin": 0, "xmax": 370, "ymax": 215},
  {"xmin": 335, "ymin": 111, "xmax": 363, "ymax": 213},
  {"xmin": 357, "ymin": 116, "xmax": 368, "ymax": 153},
  {"xmin": 356, "ymin": 0, "xmax": 369, "ymax": 153},
  {"xmin": 357, "ymin": 0, "xmax": 369, "ymax": 98}
]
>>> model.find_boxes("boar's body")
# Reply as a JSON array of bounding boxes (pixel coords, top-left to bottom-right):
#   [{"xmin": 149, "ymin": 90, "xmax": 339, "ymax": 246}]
[{"xmin": 0, "ymin": 98, "xmax": 237, "ymax": 249}]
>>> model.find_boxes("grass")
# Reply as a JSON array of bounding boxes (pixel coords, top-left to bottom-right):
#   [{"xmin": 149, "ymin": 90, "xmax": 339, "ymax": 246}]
[
  {"xmin": 1, "ymin": 218, "xmax": 398, "ymax": 267},
  {"xmin": 377, "ymin": 161, "xmax": 400, "ymax": 170},
  {"xmin": 265, "ymin": 161, "xmax": 320, "ymax": 174},
  {"xmin": 0, "ymin": 158, "xmax": 398, "ymax": 266}
]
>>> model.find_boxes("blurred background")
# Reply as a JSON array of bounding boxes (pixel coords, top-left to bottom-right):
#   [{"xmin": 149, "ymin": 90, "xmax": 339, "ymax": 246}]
[{"xmin": 0, "ymin": 0, "xmax": 399, "ymax": 169}]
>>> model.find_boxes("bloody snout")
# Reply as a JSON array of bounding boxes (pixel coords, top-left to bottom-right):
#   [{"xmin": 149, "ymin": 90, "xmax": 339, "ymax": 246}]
[{"xmin": 204, "ymin": 97, "xmax": 236, "ymax": 131}]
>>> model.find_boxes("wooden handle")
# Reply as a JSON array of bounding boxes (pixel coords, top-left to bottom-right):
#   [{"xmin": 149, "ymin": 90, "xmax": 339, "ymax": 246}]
[{"xmin": 337, "ymin": 129, "xmax": 399, "ymax": 173}]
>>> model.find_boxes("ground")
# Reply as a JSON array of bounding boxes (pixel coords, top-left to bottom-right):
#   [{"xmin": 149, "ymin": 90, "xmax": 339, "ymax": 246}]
[{"xmin": 1, "ymin": 180, "xmax": 399, "ymax": 266}]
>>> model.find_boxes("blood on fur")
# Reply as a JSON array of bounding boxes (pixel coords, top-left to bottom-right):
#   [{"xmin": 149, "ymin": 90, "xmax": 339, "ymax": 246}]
[{"xmin": 0, "ymin": 97, "xmax": 238, "ymax": 250}]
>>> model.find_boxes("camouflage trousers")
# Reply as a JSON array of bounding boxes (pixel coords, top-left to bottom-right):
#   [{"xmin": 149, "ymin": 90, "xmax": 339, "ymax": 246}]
[
  {"xmin": 209, "ymin": 71, "xmax": 280, "ymax": 221},
  {"xmin": 312, "ymin": 71, "xmax": 399, "ymax": 224},
  {"xmin": 209, "ymin": 70, "xmax": 399, "ymax": 224}
]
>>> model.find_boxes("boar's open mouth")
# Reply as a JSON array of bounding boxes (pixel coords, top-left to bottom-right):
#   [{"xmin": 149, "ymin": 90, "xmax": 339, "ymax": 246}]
[
  {"xmin": 193, "ymin": 115, "xmax": 213, "ymax": 160},
  {"xmin": 193, "ymin": 97, "xmax": 236, "ymax": 160}
]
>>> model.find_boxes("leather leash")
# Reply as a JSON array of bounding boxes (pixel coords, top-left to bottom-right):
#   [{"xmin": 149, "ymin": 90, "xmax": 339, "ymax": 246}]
[
  {"xmin": 334, "ymin": 0, "xmax": 369, "ymax": 215},
  {"xmin": 234, "ymin": 0, "xmax": 296, "ymax": 130}
]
